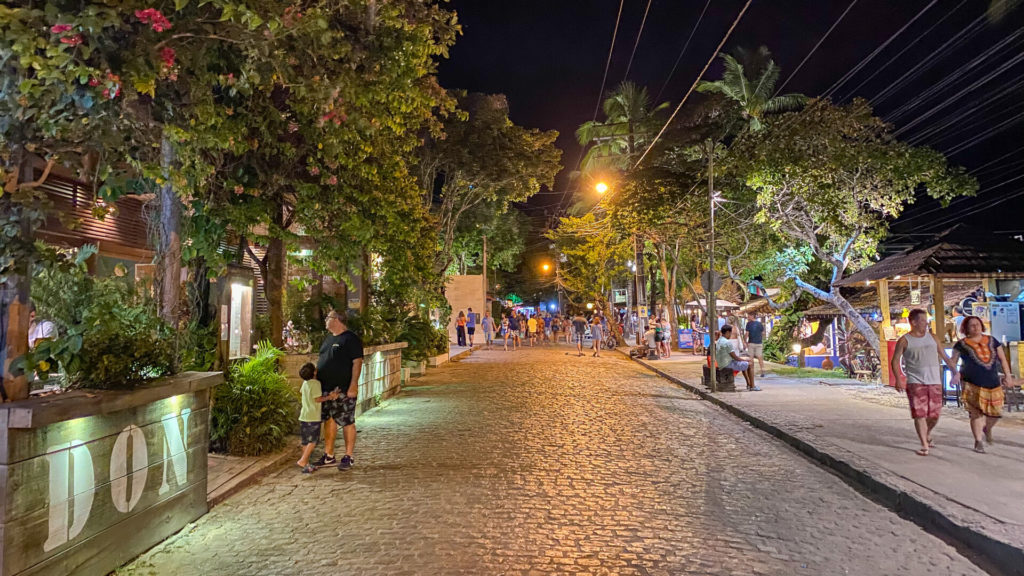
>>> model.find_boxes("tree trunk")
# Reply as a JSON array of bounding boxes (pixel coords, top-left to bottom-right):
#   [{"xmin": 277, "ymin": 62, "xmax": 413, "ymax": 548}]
[
  {"xmin": 359, "ymin": 250, "xmax": 370, "ymax": 316},
  {"xmin": 794, "ymin": 277, "xmax": 880, "ymax": 353},
  {"xmin": 158, "ymin": 137, "xmax": 181, "ymax": 326},
  {"xmin": 658, "ymin": 244, "xmax": 675, "ymax": 348},
  {"xmin": 0, "ymin": 158, "xmax": 33, "ymax": 401},
  {"xmin": 265, "ymin": 201, "xmax": 285, "ymax": 348}
]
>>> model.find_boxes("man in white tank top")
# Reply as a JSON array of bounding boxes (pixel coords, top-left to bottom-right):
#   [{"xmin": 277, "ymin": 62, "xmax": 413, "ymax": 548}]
[{"xmin": 891, "ymin": 309, "xmax": 960, "ymax": 456}]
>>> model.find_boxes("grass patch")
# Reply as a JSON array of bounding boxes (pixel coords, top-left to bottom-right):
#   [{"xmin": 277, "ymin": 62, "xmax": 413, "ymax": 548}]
[{"xmin": 769, "ymin": 366, "xmax": 849, "ymax": 379}]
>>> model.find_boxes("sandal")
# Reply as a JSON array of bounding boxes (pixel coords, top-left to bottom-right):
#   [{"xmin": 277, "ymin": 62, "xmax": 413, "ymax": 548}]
[
  {"xmin": 915, "ymin": 448, "xmax": 929, "ymax": 456},
  {"xmin": 974, "ymin": 441, "xmax": 986, "ymax": 454}
]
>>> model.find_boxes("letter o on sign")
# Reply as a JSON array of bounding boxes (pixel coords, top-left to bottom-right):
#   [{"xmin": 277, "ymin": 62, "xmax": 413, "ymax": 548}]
[{"xmin": 110, "ymin": 425, "xmax": 148, "ymax": 513}]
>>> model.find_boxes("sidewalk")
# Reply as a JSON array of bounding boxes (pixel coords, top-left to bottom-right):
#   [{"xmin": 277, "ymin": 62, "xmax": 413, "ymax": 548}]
[
  {"xmin": 206, "ymin": 438, "xmax": 298, "ymax": 506},
  {"xmin": 624, "ymin": 351, "xmax": 1024, "ymax": 576}
]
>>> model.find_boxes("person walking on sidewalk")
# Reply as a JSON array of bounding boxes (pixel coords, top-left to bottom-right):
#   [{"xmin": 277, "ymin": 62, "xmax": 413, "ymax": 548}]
[
  {"xmin": 466, "ymin": 307, "xmax": 476, "ymax": 347},
  {"xmin": 949, "ymin": 315, "xmax": 1015, "ymax": 453},
  {"xmin": 507, "ymin": 313, "xmax": 520, "ymax": 351},
  {"xmin": 527, "ymin": 314, "xmax": 538, "ymax": 347},
  {"xmin": 571, "ymin": 313, "xmax": 587, "ymax": 357},
  {"xmin": 314, "ymin": 310, "xmax": 364, "ymax": 471},
  {"xmin": 456, "ymin": 311, "xmax": 467, "ymax": 347},
  {"xmin": 590, "ymin": 314, "xmax": 603, "ymax": 357},
  {"xmin": 716, "ymin": 325, "xmax": 760, "ymax": 391},
  {"xmin": 745, "ymin": 313, "xmax": 767, "ymax": 377},
  {"xmin": 892, "ymin": 309, "xmax": 960, "ymax": 456},
  {"xmin": 481, "ymin": 311, "xmax": 495, "ymax": 350}
]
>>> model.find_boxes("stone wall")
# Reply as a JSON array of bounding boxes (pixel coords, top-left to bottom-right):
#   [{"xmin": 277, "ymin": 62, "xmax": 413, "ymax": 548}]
[{"xmin": 280, "ymin": 342, "xmax": 407, "ymax": 416}]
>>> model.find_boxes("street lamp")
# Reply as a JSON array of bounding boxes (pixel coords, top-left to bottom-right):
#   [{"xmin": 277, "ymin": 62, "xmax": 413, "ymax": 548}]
[
  {"xmin": 586, "ymin": 302, "xmax": 594, "ymax": 310},
  {"xmin": 542, "ymin": 263, "xmax": 550, "ymax": 272},
  {"xmin": 595, "ymin": 182, "xmax": 608, "ymax": 194}
]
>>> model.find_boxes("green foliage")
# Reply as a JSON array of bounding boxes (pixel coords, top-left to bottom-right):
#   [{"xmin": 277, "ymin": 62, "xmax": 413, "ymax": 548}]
[
  {"xmin": 210, "ymin": 341, "xmax": 296, "ymax": 456},
  {"xmin": 283, "ymin": 282, "xmax": 335, "ymax": 351},
  {"xmin": 398, "ymin": 318, "xmax": 449, "ymax": 363},
  {"xmin": 763, "ymin": 310, "xmax": 801, "ymax": 363},
  {"xmin": 770, "ymin": 366, "xmax": 849, "ymax": 379},
  {"xmin": 547, "ymin": 213, "xmax": 632, "ymax": 310},
  {"xmin": 575, "ymin": 81, "xmax": 669, "ymax": 175},
  {"xmin": 176, "ymin": 320, "xmax": 217, "ymax": 372},
  {"xmin": 696, "ymin": 46, "xmax": 807, "ymax": 131},
  {"xmin": 21, "ymin": 243, "xmax": 172, "ymax": 388}
]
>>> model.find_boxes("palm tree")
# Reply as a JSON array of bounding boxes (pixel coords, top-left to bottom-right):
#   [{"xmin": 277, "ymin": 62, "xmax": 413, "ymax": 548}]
[
  {"xmin": 697, "ymin": 46, "xmax": 806, "ymax": 131},
  {"xmin": 576, "ymin": 81, "xmax": 670, "ymax": 174}
]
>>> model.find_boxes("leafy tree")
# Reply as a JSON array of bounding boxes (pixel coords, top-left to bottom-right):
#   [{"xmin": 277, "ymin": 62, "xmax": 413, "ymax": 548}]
[
  {"xmin": 418, "ymin": 92, "xmax": 561, "ymax": 274},
  {"xmin": 697, "ymin": 46, "xmax": 806, "ymax": 131},
  {"xmin": 576, "ymin": 81, "xmax": 669, "ymax": 174},
  {"xmin": 447, "ymin": 202, "xmax": 529, "ymax": 276},
  {"xmin": 727, "ymin": 99, "xmax": 977, "ymax": 352}
]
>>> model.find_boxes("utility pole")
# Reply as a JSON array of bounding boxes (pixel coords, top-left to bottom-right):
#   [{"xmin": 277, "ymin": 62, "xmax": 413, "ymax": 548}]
[
  {"xmin": 634, "ymin": 236, "xmax": 646, "ymax": 344},
  {"xmin": 706, "ymin": 139, "xmax": 718, "ymax": 392},
  {"xmin": 482, "ymin": 235, "xmax": 488, "ymax": 316},
  {"xmin": 555, "ymin": 258, "xmax": 563, "ymax": 314}
]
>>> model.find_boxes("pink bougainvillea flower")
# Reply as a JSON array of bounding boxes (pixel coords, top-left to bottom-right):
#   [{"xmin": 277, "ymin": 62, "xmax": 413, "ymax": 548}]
[
  {"xmin": 50, "ymin": 24, "xmax": 73, "ymax": 34},
  {"xmin": 309, "ymin": 166, "xmax": 320, "ymax": 176},
  {"xmin": 327, "ymin": 175, "xmax": 338, "ymax": 185},
  {"xmin": 159, "ymin": 47, "xmax": 176, "ymax": 68},
  {"xmin": 233, "ymin": 185, "xmax": 244, "ymax": 195},
  {"xmin": 88, "ymin": 78, "xmax": 100, "ymax": 87},
  {"xmin": 60, "ymin": 34, "xmax": 84, "ymax": 46},
  {"xmin": 135, "ymin": 8, "xmax": 172, "ymax": 32}
]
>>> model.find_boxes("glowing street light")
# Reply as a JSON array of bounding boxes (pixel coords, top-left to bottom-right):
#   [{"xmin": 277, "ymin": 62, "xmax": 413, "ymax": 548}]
[
  {"xmin": 595, "ymin": 182, "xmax": 608, "ymax": 194},
  {"xmin": 542, "ymin": 263, "xmax": 550, "ymax": 272},
  {"xmin": 586, "ymin": 302, "xmax": 594, "ymax": 310}
]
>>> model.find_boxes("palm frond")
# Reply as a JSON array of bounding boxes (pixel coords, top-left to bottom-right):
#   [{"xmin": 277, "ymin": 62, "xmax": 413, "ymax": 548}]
[
  {"xmin": 752, "ymin": 60, "xmax": 781, "ymax": 101},
  {"xmin": 763, "ymin": 93, "xmax": 808, "ymax": 114}
]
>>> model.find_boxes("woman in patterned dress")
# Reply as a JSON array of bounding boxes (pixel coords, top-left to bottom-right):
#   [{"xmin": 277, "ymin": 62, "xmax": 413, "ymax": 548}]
[{"xmin": 949, "ymin": 315, "xmax": 1014, "ymax": 453}]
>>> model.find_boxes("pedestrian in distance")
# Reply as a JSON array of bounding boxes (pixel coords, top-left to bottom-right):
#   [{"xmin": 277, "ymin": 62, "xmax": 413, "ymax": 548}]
[
  {"xmin": 297, "ymin": 363, "xmax": 340, "ymax": 473},
  {"xmin": 481, "ymin": 311, "xmax": 495, "ymax": 350},
  {"xmin": 571, "ymin": 312, "xmax": 588, "ymax": 357},
  {"xmin": 949, "ymin": 315, "xmax": 1015, "ymax": 453},
  {"xmin": 466, "ymin": 307, "xmax": 476, "ymax": 347},
  {"xmin": 456, "ymin": 310, "xmax": 467, "ymax": 347},
  {"xmin": 590, "ymin": 314, "xmax": 603, "ymax": 357},
  {"xmin": 744, "ymin": 312, "xmax": 767, "ymax": 377},
  {"xmin": 660, "ymin": 316, "xmax": 672, "ymax": 358},
  {"xmin": 508, "ymin": 313, "xmax": 521, "ymax": 351},
  {"xmin": 527, "ymin": 314, "xmax": 538, "ymax": 347},
  {"xmin": 891, "ymin": 309, "xmax": 960, "ymax": 456},
  {"xmin": 543, "ymin": 313, "xmax": 553, "ymax": 345},
  {"xmin": 501, "ymin": 314, "xmax": 511, "ymax": 351},
  {"xmin": 313, "ymin": 310, "xmax": 364, "ymax": 471},
  {"xmin": 551, "ymin": 315, "xmax": 561, "ymax": 344},
  {"xmin": 716, "ymin": 325, "xmax": 760, "ymax": 391}
]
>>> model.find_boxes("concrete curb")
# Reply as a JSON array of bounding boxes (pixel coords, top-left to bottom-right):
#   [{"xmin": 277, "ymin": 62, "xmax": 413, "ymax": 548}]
[
  {"xmin": 207, "ymin": 441, "xmax": 299, "ymax": 507},
  {"xmin": 619, "ymin": 349, "xmax": 1024, "ymax": 576}
]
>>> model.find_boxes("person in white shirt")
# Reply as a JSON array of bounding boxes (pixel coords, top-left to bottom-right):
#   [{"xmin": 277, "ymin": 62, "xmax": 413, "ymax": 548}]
[
  {"xmin": 28, "ymin": 303, "xmax": 56, "ymax": 349},
  {"xmin": 715, "ymin": 325, "xmax": 759, "ymax": 391}
]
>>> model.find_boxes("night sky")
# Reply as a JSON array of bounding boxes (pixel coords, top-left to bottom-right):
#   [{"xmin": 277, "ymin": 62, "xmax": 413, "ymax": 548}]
[{"xmin": 438, "ymin": 0, "xmax": 1024, "ymax": 253}]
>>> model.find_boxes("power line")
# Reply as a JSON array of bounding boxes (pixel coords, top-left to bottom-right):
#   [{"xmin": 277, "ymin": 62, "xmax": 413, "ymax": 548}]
[
  {"xmin": 821, "ymin": 0, "xmax": 939, "ymax": 100},
  {"xmin": 634, "ymin": 0, "xmax": 755, "ymax": 170},
  {"xmin": 841, "ymin": 0, "xmax": 968, "ymax": 101},
  {"xmin": 774, "ymin": 0, "xmax": 859, "ymax": 96},
  {"xmin": 917, "ymin": 174, "xmax": 1024, "ymax": 231},
  {"xmin": 969, "ymin": 145, "xmax": 1024, "ymax": 174},
  {"xmin": 622, "ymin": 0, "xmax": 653, "ymax": 82},
  {"xmin": 944, "ymin": 108, "xmax": 1024, "ymax": 156},
  {"xmin": 558, "ymin": 0, "xmax": 627, "ymax": 213},
  {"xmin": 654, "ymin": 0, "xmax": 712, "ymax": 103},
  {"xmin": 897, "ymin": 173, "xmax": 1024, "ymax": 226}
]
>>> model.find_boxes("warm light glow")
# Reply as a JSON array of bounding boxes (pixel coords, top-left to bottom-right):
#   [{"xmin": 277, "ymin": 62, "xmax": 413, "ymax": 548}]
[
  {"xmin": 542, "ymin": 263, "xmax": 550, "ymax": 272},
  {"xmin": 595, "ymin": 182, "xmax": 608, "ymax": 194},
  {"xmin": 791, "ymin": 343, "xmax": 802, "ymax": 353},
  {"xmin": 586, "ymin": 302, "xmax": 594, "ymax": 310}
]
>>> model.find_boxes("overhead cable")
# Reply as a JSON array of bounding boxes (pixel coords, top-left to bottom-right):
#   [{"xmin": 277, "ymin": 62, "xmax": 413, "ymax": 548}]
[
  {"xmin": 622, "ymin": 0, "xmax": 654, "ymax": 82},
  {"xmin": 654, "ymin": 0, "xmax": 713, "ymax": 103},
  {"xmin": 634, "ymin": 0, "xmax": 755, "ymax": 170},
  {"xmin": 774, "ymin": 0, "xmax": 859, "ymax": 96}
]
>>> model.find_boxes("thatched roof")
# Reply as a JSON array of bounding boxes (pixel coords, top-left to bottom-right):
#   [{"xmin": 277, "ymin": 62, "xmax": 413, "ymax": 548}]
[
  {"xmin": 803, "ymin": 282, "xmax": 981, "ymax": 319},
  {"xmin": 836, "ymin": 225, "xmax": 1024, "ymax": 286}
]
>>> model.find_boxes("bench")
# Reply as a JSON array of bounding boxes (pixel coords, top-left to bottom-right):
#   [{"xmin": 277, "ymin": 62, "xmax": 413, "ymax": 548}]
[{"xmin": 702, "ymin": 365, "xmax": 736, "ymax": 392}]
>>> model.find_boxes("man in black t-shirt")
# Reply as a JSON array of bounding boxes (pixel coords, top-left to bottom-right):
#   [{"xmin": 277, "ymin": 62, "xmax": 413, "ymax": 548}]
[
  {"xmin": 313, "ymin": 310, "xmax": 364, "ymax": 471},
  {"xmin": 571, "ymin": 314, "xmax": 587, "ymax": 357}
]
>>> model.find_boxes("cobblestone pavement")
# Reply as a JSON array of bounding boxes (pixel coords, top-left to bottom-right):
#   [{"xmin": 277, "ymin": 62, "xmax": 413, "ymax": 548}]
[{"xmin": 121, "ymin": 345, "xmax": 986, "ymax": 576}]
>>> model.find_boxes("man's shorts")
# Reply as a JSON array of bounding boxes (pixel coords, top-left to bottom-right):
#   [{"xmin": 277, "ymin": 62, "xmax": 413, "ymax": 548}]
[
  {"xmin": 467, "ymin": 326, "xmax": 476, "ymax": 335},
  {"xmin": 574, "ymin": 331, "xmax": 585, "ymax": 343},
  {"xmin": 300, "ymin": 421, "xmax": 321, "ymax": 446},
  {"xmin": 726, "ymin": 360, "xmax": 750, "ymax": 372},
  {"xmin": 748, "ymin": 343, "xmax": 764, "ymax": 358},
  {"xmin": 321, "ymin": 397, "xmax": 357, "ymax": 427},
  {"xmin": 906, "ymin": 383, "xmax": 943, "ymax": 419}
]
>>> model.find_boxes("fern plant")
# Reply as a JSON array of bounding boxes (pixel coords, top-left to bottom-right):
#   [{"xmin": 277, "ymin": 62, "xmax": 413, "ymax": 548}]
[{"xmin": 210, "ymin": 341, "xmax": 297, "ymax": 456}]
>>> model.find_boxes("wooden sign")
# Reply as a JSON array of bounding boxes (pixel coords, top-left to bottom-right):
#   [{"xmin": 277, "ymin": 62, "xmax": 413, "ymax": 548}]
[{"xmin": 0, "ymin": 372, "xmax": 222, "ymax": 576}]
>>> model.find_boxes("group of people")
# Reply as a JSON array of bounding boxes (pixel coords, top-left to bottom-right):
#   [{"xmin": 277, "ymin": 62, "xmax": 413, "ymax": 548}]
[
  {"xmin": 892, "ymin": 309, "xmax": 1016, "ymax": 456},
  {"xmin": 641, "ymin": 316, "xmax": 676, "ymax": 358},
  {"xmin": 453, "ymin": 308, "xmax": 614, "ymax": 356}
]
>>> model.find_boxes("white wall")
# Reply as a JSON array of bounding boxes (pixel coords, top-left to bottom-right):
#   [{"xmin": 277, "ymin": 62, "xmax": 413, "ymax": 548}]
[{"xmin": 446, "ymin": 275, "xmax": 485, "ymax": 345}]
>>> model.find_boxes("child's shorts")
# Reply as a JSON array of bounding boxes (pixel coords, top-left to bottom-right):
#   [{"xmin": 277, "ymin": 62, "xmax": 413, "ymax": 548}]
[{"xmin": 300, "ymin": 421, "xmax": 321, "ymax": 446}]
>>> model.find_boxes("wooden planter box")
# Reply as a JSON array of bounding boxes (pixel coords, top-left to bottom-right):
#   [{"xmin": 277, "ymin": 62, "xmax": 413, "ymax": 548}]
[
  {"xmin": 0, "ymin": 371, "xmax": 223, "ymax": 576},
  {"xmin": 402, "ymin": 360, "xmax": 427, "ymax": 377},
  {"xmin": 426, "ymin": 353, "xmax": 449, "ymax": 368}
]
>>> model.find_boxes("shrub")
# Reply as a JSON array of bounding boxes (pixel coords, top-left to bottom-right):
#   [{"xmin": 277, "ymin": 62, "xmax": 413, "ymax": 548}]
[
  {"xmin": 399, "ymin": 318, "xmax": 449, "ymax": 362},
  {"xmin": 25, "ymin": 244, "xmax": 173, "ymax": 389},
  {"xmin": 210, "ymin": 341, "xmax": 297, "ymax": 456},
  {"xmin": 176, "ymin": 320, "xmax": 218, "ymax": 372}
]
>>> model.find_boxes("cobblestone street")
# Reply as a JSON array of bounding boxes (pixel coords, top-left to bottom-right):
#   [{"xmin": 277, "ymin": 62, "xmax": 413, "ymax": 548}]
[{"xmin": 121, "ymin": 346, "xmax": 986, "ymax": 576}]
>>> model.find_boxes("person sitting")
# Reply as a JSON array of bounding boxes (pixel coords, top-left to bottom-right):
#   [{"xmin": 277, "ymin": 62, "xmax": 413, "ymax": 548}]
[{"xmin": 716, "ymin": 324, "xmax": 761, "ymax": 391}]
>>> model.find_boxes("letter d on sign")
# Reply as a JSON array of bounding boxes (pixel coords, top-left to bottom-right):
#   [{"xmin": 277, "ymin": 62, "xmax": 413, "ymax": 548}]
[{"xmin": 44, "ymin": 440, "xmax": 95, "ymax": 551}]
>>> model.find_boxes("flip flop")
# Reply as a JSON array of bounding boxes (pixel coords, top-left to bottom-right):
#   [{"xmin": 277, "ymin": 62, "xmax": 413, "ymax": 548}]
[
  {"xmin": 915, "ymin": 448, "xmax": 929, "ymax": 456},
  {"xmin": 974, "ymin": 441, "xmax": 986, "ymax": 454}
]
